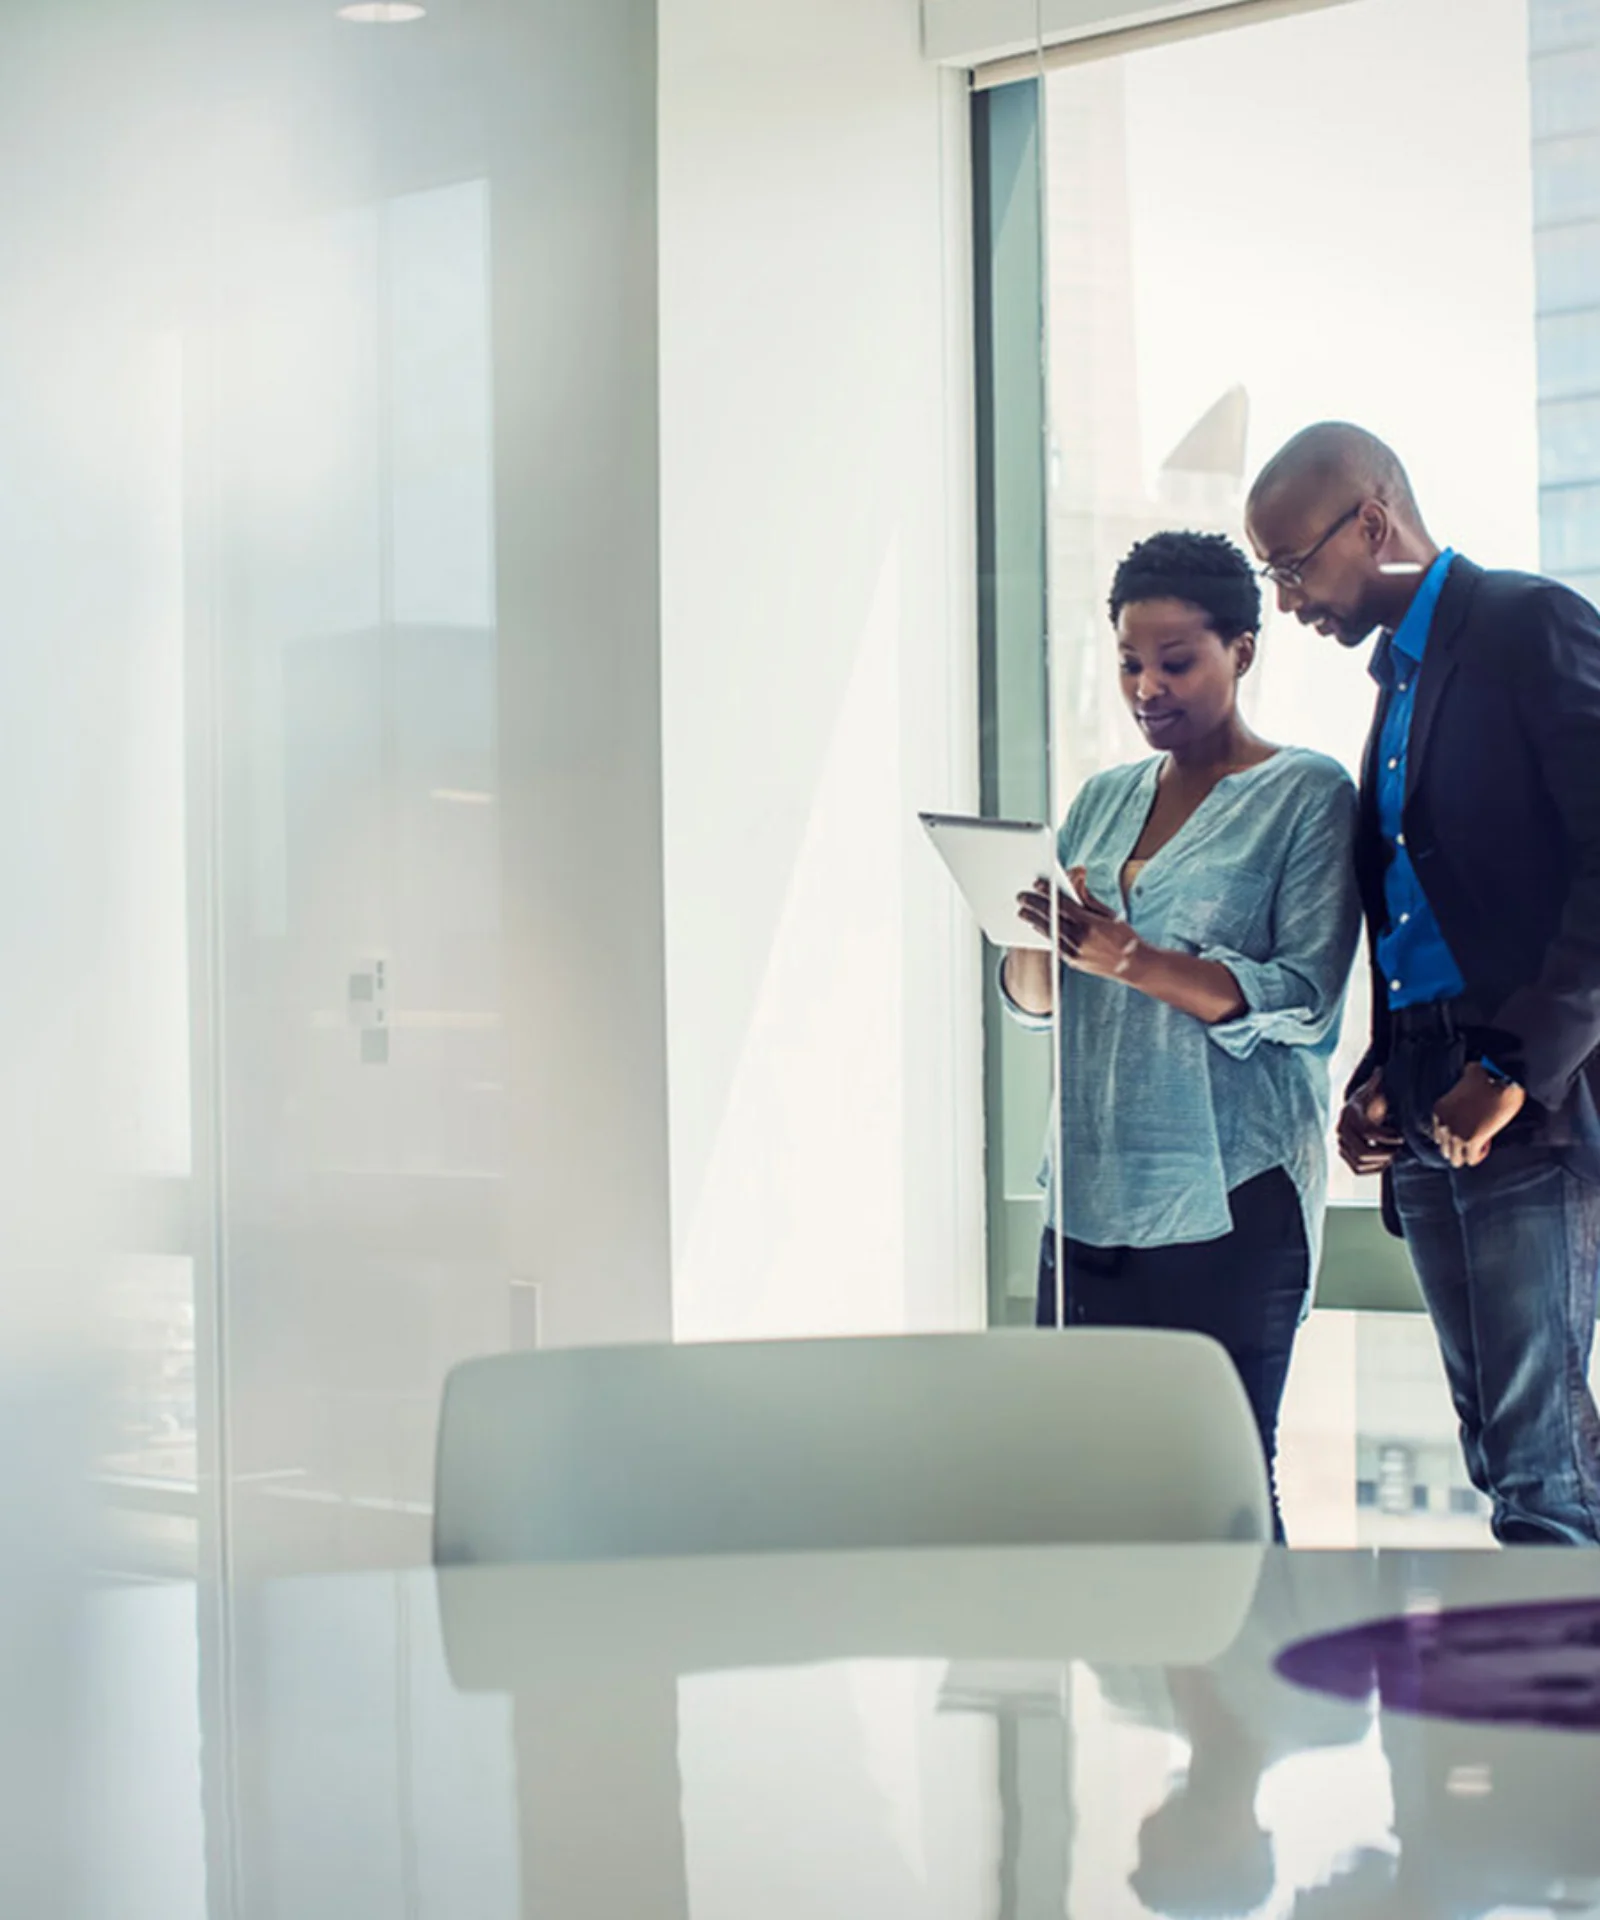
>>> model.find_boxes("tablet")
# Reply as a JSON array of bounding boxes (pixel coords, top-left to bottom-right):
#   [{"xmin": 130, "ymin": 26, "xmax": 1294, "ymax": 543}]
[{"xmin": 918, "ymin": 810, "xmax": 1075, "ymax": 950}]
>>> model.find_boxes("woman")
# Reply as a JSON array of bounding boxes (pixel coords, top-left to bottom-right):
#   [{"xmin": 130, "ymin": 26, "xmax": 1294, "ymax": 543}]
[{"xmin": 1002, "ymin": 529, "xmax": 1359, "ymax": 1539}]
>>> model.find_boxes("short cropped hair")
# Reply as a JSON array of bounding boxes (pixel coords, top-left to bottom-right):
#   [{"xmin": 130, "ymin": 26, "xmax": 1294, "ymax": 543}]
[{"xmin": 1108, "ymin": 529, "xmax": 1261, "ymax": 642}]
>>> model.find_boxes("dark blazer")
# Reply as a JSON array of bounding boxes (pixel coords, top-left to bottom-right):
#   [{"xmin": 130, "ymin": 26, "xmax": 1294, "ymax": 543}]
[{"xmin": 1353, "ymin": 557, "xmax": 1600, "ymax": 1225}]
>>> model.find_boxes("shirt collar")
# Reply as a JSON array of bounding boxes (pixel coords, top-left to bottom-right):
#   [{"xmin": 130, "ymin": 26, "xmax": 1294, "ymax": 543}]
[{"xmin": 1385, "ymin": 548, "xmax": 1456, "ymax": 671}]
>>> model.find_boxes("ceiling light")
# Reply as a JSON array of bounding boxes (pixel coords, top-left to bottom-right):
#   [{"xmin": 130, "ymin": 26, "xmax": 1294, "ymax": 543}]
[{"xmin": 337, "ymin": 3, "xmax": 426, "ymax": 22}]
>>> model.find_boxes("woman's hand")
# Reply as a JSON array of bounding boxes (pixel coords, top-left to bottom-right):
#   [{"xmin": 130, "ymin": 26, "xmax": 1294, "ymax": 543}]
[
  {"xmin": 1016, "ymin": 868, "xmax": 1143, "ymax": 980},
  {"xmin": 1016, "ymin": 866, "xmax": 1247, "ymax": 1025}
]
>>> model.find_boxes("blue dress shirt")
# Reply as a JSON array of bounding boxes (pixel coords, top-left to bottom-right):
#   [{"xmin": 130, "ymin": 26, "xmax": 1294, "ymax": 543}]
[{"xmin": 1371, "ymin": 550, "xmax": 1463, "ymax": 1009}]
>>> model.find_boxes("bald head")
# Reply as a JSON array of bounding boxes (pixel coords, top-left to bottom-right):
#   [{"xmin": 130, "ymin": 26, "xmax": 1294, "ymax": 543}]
[
  {"xmin": 1247, "ymin": 422, "xmax": 1424, "ymax": 531},
  {"xmin": 1245, "ymin": 422, "xmax": 1439, "ymax": 648}
]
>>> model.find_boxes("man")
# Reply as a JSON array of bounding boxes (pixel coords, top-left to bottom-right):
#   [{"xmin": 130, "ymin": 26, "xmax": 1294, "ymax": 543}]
[{"xmin": 1246, "ymin": 421, "xmax": 1600, "ymax": 1544}]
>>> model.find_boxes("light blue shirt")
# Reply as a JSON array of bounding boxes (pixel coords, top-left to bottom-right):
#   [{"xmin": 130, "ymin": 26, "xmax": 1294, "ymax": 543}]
[
  {"xmin": 1001, "ymin": 747, "xmax": 1360, "ymax": 1270},
  {"xmin": 1370, "ymin": 549, "xmax": 1464, "ymax": 1008}
]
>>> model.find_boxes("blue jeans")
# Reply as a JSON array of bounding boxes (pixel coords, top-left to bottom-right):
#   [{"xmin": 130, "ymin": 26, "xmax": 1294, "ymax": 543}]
[
  {"xmin": 1391, "ymin": 1148, "xmax": 1600, "ymax": 1544},
  {"xmin": 1035, "ymin": 1168, "xmax": 1309, "ymax": 1542}
]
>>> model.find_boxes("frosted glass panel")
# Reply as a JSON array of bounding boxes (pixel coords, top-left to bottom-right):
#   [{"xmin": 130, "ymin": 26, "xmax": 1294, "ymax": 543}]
[
  {"xmin": 389, "ymin": 182, "xmax": 495, "ymax": 630},
  {"xmin": 0, "ymin": 0, "xmax": 674, "ymax": 1595},
  {"xmin": 227, "ymin": 208, "xmax": 386, "ymax": 645}
]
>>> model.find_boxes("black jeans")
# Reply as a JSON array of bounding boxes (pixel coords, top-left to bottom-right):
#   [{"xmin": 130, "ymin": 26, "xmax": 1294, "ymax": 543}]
[{"xmin": 1035, "ymin": 1168, "xmax": 1310, "ymax": 1542}]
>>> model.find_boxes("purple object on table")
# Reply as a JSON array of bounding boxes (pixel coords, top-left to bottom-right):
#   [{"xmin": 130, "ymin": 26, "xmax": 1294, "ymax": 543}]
[{"xmin": 1275, "ymin": 1599, "xmax": 1600, "ymax": 1732}]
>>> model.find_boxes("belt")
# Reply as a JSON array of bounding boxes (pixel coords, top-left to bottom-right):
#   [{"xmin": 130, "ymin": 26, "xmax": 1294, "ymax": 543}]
[{"xmin": 1389, "ymin": 995, "xmax": 1490, "ymax": 1041}]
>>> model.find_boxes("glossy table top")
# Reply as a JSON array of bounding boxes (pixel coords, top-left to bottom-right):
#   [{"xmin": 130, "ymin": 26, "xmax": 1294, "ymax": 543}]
[{"xmin": 70, "ymin": 1546, "xmax": 1600, "ymax": 1919}]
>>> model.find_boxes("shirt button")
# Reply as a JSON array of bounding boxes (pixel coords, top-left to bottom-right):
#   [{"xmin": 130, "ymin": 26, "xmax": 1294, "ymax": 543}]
[
  {"xmin": 1397, "ymin": 833, "xmax": 1407, "ymax": 847},
  {"xmin": 1400, "ymin": 911, "xmax": 1411, "ymax": 925},
  {"xmin": 1390, "ymin": 979, "xmax": 1403, "ymax": 992},
  {"xmin": 1387, "ymin": 757, "xmax": 1399, "ymax": 770},
  {"xmin": 1398, "ymin": 681, "xmax": 1410, "ymax": 692}
]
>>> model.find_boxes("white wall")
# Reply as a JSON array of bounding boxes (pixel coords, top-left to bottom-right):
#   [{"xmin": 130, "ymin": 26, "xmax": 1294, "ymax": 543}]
[{"xmin": 659, "ymin": 0, "xmax": 985, "ymax": 1341}]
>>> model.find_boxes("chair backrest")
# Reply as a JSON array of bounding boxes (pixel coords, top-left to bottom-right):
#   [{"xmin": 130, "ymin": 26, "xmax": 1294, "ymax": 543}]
[{"xmin": 431, "ymin": 1328, "xmax": 1271, "ymax": 1565}]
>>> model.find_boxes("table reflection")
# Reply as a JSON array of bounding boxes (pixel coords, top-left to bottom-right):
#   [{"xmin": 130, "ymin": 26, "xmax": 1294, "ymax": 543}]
[{"xmin": 79, "ymin": 1548, "xmax": 1600, "ymax": 1919}]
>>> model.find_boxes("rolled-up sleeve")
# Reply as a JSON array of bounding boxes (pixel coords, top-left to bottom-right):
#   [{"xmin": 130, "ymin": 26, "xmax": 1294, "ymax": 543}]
[
  {"xmin": 997, "ymin": 953, "xmax": 1052, "ymax": 1031},
  {"xmin": 1202, "ymin": 775, "xmax": 1362, "ymax": 1061}
]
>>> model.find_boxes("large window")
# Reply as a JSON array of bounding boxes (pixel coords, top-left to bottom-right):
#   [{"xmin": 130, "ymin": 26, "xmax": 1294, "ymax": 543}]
[{"xmin": 972, "ymin": 0, "xmax": 1599, "ymax": 1543}]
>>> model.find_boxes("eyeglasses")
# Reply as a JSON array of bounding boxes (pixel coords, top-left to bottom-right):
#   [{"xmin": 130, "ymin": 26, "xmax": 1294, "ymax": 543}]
[{"xmin": 1257, "ymin": 502, "xmax": 1362, "ymax": 592}]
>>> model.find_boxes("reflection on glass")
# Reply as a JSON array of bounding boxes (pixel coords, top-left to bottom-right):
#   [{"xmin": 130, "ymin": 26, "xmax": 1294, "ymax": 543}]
[
  {"xmin": 212, "ymin": 171, "xmax": 500, "ymax": 1572},
  {"xmin": 97, "ymin": 327, "xmax": 195, "ymax": 1580}
]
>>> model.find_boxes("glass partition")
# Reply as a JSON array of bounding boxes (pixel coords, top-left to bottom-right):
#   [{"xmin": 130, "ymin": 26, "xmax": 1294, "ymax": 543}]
[{"xmin": 50, "ymin": 0, "xmax": 996, "ymax": 1585}]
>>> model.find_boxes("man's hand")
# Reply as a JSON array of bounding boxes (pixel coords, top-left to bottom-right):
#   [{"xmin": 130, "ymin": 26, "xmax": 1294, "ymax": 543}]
[
  {"xmin": 1338, "ymin": 1068, "xmax": 1404, "ymax": 1176},
  {"xmin": 1431, "ymin": 1063, "xmax": 1526, "ymax": 1169}
]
